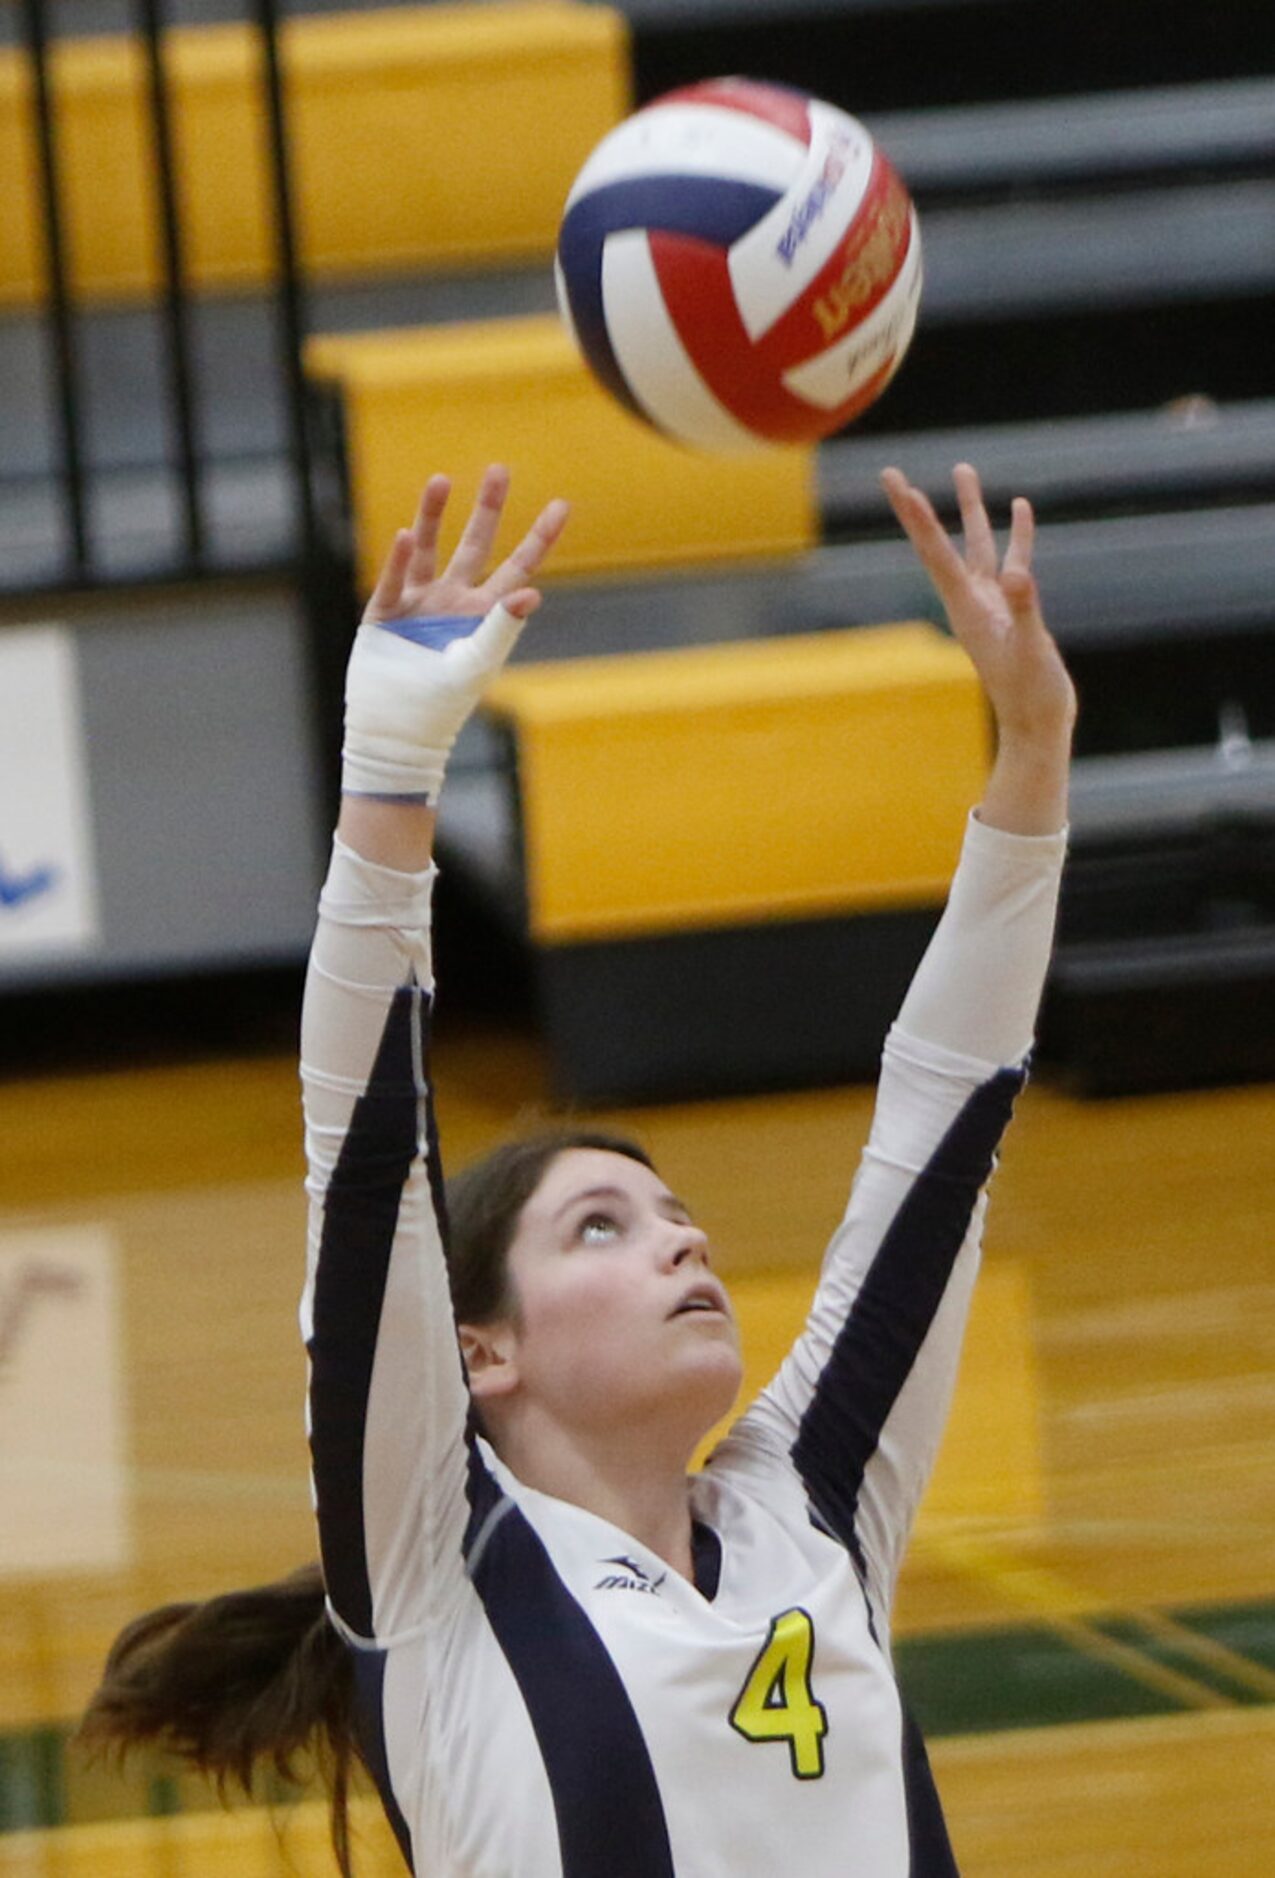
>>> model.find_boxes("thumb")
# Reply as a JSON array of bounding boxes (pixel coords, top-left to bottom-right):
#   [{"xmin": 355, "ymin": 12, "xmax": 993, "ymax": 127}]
[
  {"xmin": 468, "ymin": 596, "xmax": 534, "ymax": 669},
  {"xmin": 502, "ymin": 587, "xmax": 542, "ymax": 622}
]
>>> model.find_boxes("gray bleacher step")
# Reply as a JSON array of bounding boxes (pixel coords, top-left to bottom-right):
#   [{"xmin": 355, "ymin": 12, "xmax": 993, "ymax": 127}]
[
  {"xmin": 1050, "ymin": 923, "xmax": 1275, "ymax": 996},
  {"xmin": 1068, "ymin": 740, "xmax": 1275, "ymax": 842},
  {"xmin": 917, "ymin": 177, "xmax": 1275, "ymax": 322},
  {"xmin": 4, "ymin": 164, "xmax": 1269, "ymax": 488},
  {"xmin": 0, "ymin": 458, "xmax": 297, "ymax": 590},
  {"xmin": 8, "ymin": 389, "xmax": 1273, "ymax": 600},
  {"xmin": 494, "ymin": 499, "xmax": 1275, "ymax": 670},
  {"xmin": 819, "ymin": 400, "xmax": 1275, "ymax": 537},
  {"xmin": 0, "ymin": 267, "xmax": 556, "ymax": 483},
  {"xmin": 869, "ymin": 77, "xmax": 1275, "ymax": 192}
]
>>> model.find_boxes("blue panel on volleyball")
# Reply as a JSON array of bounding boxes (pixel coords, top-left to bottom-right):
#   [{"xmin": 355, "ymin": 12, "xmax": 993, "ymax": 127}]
[{"xmin": 557, "ymin": 175, "xmax": 781, "ymax": 419}]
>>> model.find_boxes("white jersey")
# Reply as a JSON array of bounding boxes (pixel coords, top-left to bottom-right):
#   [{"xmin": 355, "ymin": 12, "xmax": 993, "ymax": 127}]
[{"xmin": 299, "ymin": 814, "xmax": 1066, "ymax": 1877}]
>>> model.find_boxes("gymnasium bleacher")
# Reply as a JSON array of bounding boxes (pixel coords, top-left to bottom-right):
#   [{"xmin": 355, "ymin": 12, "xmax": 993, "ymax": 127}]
[{"xmin": 1, "ymin": 0, "xmax": 1273, "ymax": 1104}]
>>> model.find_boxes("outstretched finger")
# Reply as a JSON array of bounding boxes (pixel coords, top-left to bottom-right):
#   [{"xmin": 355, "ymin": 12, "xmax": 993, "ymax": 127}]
[
  {"xmin": 953, "ymin": 462, "xmax": 998, "ymax": 577},
  {"xmin": 880, "ymin": 467, "xmax": 968, "ymax": 610},
  {"xmin": 363, "ymin": 527, "xmax": 416, "ymax": 622},
  {"xmin": 447, "ymin": 464, "xmax": 511, "ymax": 585},
  {"xmin": 1002, "ymin": 494, "xmax": 1036, "ymax": 581},
  {"xmin": 490, "ymin": 497, "xmax": 571, "ymax": 597},
  {"xmin": 403, "ymin": 474, "xmax": 451, "ymax": 586}
]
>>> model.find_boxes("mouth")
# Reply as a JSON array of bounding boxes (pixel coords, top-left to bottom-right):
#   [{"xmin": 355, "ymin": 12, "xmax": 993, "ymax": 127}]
[{"xmin": 668, "ymin": 1281, "xmax": 730, "ymax": 1321}]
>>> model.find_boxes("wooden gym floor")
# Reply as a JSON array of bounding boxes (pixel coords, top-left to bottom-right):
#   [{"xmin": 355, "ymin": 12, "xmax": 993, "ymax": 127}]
[{"xmin": 1, "ymin": 994, "xmax": 1272, "ymax": 1874}]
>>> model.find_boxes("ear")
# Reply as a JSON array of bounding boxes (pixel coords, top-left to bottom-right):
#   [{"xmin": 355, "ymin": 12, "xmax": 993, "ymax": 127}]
[{"xmin": 459, "ymin": 1320, "xmax": 520, "ymax": 1402}]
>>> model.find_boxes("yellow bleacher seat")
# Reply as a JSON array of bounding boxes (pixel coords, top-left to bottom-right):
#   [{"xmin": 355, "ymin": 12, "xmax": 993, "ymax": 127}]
[
  {"xmin": 0, "ymin": 2, "xmax": 628, "ymax": 305},
  {"xmin": 483, "ymin": 621, "xmax": 989, "ymax": 943},
  {"xmin": 468, "ymin": 618, "xmax": 989, "ymax": 1098},
  {"xmin": 305, "ymin": 313, "xmax": 818, "ymax": 586}
]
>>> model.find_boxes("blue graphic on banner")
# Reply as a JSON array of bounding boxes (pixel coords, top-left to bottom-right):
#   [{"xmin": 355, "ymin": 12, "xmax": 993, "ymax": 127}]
[
  {"xmin": 0, "ymin": 853, "xmax": 58, "ymax": 912},
  {"xmin": 0, "ymin": 625, "xmax": 99, "ymax": 965}
]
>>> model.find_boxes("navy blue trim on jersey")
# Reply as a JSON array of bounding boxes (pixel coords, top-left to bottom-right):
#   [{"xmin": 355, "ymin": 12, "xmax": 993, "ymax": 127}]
[
  {"xmin": 557, "ymin": 175, "xmax": 781, "ymax": 421},
  {"xmin": 462, "ymin": 1431, "xmax": 504, "ymax": 1554},
  {"xmin": 791, "ymin": 1067, "xmax": 1025, "ymax": 1554},
  {"xmin": 350, "ymin": 1645, "xmax": 416, "ymax": 1872},
  {"xmin": 307, "ymin": 984, "xmax": 423, "ymax": 1637},
  {"xmin": 691, "ymin": 1519, "xmax": 722, "ymax": 1602},
  {"xmin": 464, "ymin": 1466, "xmax": 676, "ymax": 1878},
  {"xmin": 901, "ymin": 1705, "xmax": 961, "ymax": 1877},
  {"xmin": 420, "ymin": 1014, "xmax": 451, "ymax": 1263}
]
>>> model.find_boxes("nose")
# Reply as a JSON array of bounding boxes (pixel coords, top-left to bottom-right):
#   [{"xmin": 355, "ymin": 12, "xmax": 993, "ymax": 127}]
[{"xmin": 667, "ymin": 1224, "xmax": 710, "ymax": 1270}]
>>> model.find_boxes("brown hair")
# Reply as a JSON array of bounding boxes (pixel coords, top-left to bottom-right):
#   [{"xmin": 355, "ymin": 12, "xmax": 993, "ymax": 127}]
[{"xmin": 78, "ymin": 1125, "xmax": 654, "ymax": 1872}]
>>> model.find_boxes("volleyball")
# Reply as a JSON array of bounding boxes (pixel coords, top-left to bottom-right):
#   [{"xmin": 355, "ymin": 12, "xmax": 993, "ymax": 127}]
[{"xmin": 554, "ymin": 77, "xmax": 922, "ymax": 452}]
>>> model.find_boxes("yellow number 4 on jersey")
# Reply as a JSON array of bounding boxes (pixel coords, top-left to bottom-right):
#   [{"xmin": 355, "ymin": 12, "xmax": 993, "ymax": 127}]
[{"xmin": 729, "ymin": 1607, "xmax": 828, "ymax": 1779}]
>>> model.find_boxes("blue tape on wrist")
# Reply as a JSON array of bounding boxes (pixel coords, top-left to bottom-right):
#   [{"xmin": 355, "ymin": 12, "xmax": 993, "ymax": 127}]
[
  {"xmin": 380, "ymin": 614, "xmax": 484, "ymax": 650},
  {"xmin": 340, "ymin": 788, "xmax": 435, "ymax": 804}
]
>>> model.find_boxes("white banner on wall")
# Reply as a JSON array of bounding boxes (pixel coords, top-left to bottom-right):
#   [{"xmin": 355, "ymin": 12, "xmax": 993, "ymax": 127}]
[{"xmin": 0, "ymin": 624, "xmax": 100, "ymax": 958}]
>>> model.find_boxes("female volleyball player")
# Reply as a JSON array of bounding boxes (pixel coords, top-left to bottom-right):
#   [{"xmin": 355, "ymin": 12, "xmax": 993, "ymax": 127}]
[{"xmin": 83, "ymin": 461, "xmax": 1075, "ymax": 1876}]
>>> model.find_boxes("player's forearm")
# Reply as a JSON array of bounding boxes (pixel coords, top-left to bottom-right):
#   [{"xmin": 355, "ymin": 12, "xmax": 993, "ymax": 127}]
[
  {"xmin": 336, "ymin": 796, "xmax": 436, "ymax": 873},
  {"xmin": 893, "ymin": 812, "xmax": 1066, "ymax": 1066},
  {"xmin": 977, "ymin": 719, "xmax": 1072, "ymax": 837}
]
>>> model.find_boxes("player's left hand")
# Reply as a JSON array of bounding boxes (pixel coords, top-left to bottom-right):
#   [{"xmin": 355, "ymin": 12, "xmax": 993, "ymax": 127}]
[{"xmin": 881, "ymin": 463, "xmax": 1076, "ymax": 747}]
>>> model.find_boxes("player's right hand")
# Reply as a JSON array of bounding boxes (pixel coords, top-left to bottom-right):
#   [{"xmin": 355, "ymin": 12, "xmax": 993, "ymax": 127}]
[{"xmin": 342, "ymin": 468, "xmax": 570, "ymax": 804}]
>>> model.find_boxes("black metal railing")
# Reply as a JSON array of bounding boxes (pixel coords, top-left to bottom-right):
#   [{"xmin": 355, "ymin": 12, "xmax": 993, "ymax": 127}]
[
  {"xmin": 13, "ymin": 0, "xmax": 320, "ymax": 594},
  {"xmin": 137, "ymin": 0, "xmax": 205, "ymax": 567},
  {"xmin": 19, "ymin": 0, "xmax": 90, "ymax": 579}
]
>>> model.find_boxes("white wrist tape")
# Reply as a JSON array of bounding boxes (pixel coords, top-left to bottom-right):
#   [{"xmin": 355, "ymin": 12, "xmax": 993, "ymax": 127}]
[{"xmin": 340, "ymin": 603, "xmax": 525, "ymax": 804}]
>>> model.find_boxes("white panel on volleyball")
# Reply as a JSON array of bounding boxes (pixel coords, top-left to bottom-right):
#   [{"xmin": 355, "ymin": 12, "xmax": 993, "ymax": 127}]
[
  {"xmin": 782, "ymin": 217, "xmax": 924, "ymax": 410},
  {"xmin": 601, "ymin": 229, "xmax": 760, "ymax": 452},
  {"xmin": 729, "ymin": 101, "xmax": 876, "ymax": 344},
  {"xmin": 562, "ymin": 101, "xmax": 801, "ymax": 210}
]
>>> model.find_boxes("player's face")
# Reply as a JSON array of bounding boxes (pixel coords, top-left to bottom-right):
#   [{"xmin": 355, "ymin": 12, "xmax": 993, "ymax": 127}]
[{"xmin": 496, "ymin": 1148, "xmax": 743, "ymax": 1446}]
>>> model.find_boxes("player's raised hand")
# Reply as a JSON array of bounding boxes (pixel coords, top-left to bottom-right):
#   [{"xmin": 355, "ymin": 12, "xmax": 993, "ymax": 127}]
[
  {"xmin": 343, "ymin": 466, "xmax": 570, "ymax": 807},
  {"xmin": 364, "ymin": 464, "xmax": 570, "ymax": 627},
  {"xmin": 881, "ymin": 463, "xmax": 1076, "ymax": 747}
]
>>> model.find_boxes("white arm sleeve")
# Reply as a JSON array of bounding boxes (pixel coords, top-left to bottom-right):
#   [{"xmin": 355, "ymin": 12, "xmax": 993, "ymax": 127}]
[
  {"xmin": 711, "ymin": 814, "xmax": 1066, "ymax": 1622},
  {"xmin": 894, "ymin": 811, "xmax": 1069, "ymax": 1067},
  {"xmin": 299, "ymin": 837, "xmax": 474, "ymax": 1644}
]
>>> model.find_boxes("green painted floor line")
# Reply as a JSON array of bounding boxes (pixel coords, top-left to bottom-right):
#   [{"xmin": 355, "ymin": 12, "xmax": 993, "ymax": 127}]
[{"xmin": 3, "ymin": 1596, "xmax": 1274, "ymax": 1835}]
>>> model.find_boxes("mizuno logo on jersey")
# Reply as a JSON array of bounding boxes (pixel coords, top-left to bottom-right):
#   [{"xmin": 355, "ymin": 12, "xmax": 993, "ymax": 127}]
[{"xmin": 594, "ymin": 1555, "xmax": 667, "ymax": 1595}]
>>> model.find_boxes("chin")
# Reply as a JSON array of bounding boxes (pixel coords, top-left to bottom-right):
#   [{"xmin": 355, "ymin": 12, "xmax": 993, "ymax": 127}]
[{"xmin": 681, "ymin": 1344, "xmax": 744, "ymax": 1429}]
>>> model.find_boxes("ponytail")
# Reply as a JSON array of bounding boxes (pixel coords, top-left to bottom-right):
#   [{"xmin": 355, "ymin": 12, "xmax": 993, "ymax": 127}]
[{"xmin": 77, "ymin": 1562, "xmax": 361, "ymax": 1875}]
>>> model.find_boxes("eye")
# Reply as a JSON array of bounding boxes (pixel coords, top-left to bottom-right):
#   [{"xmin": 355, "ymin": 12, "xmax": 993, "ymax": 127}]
[{"xmin": 578, "ymin": 1213, "xmax": 621, "ymax": 1246}]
